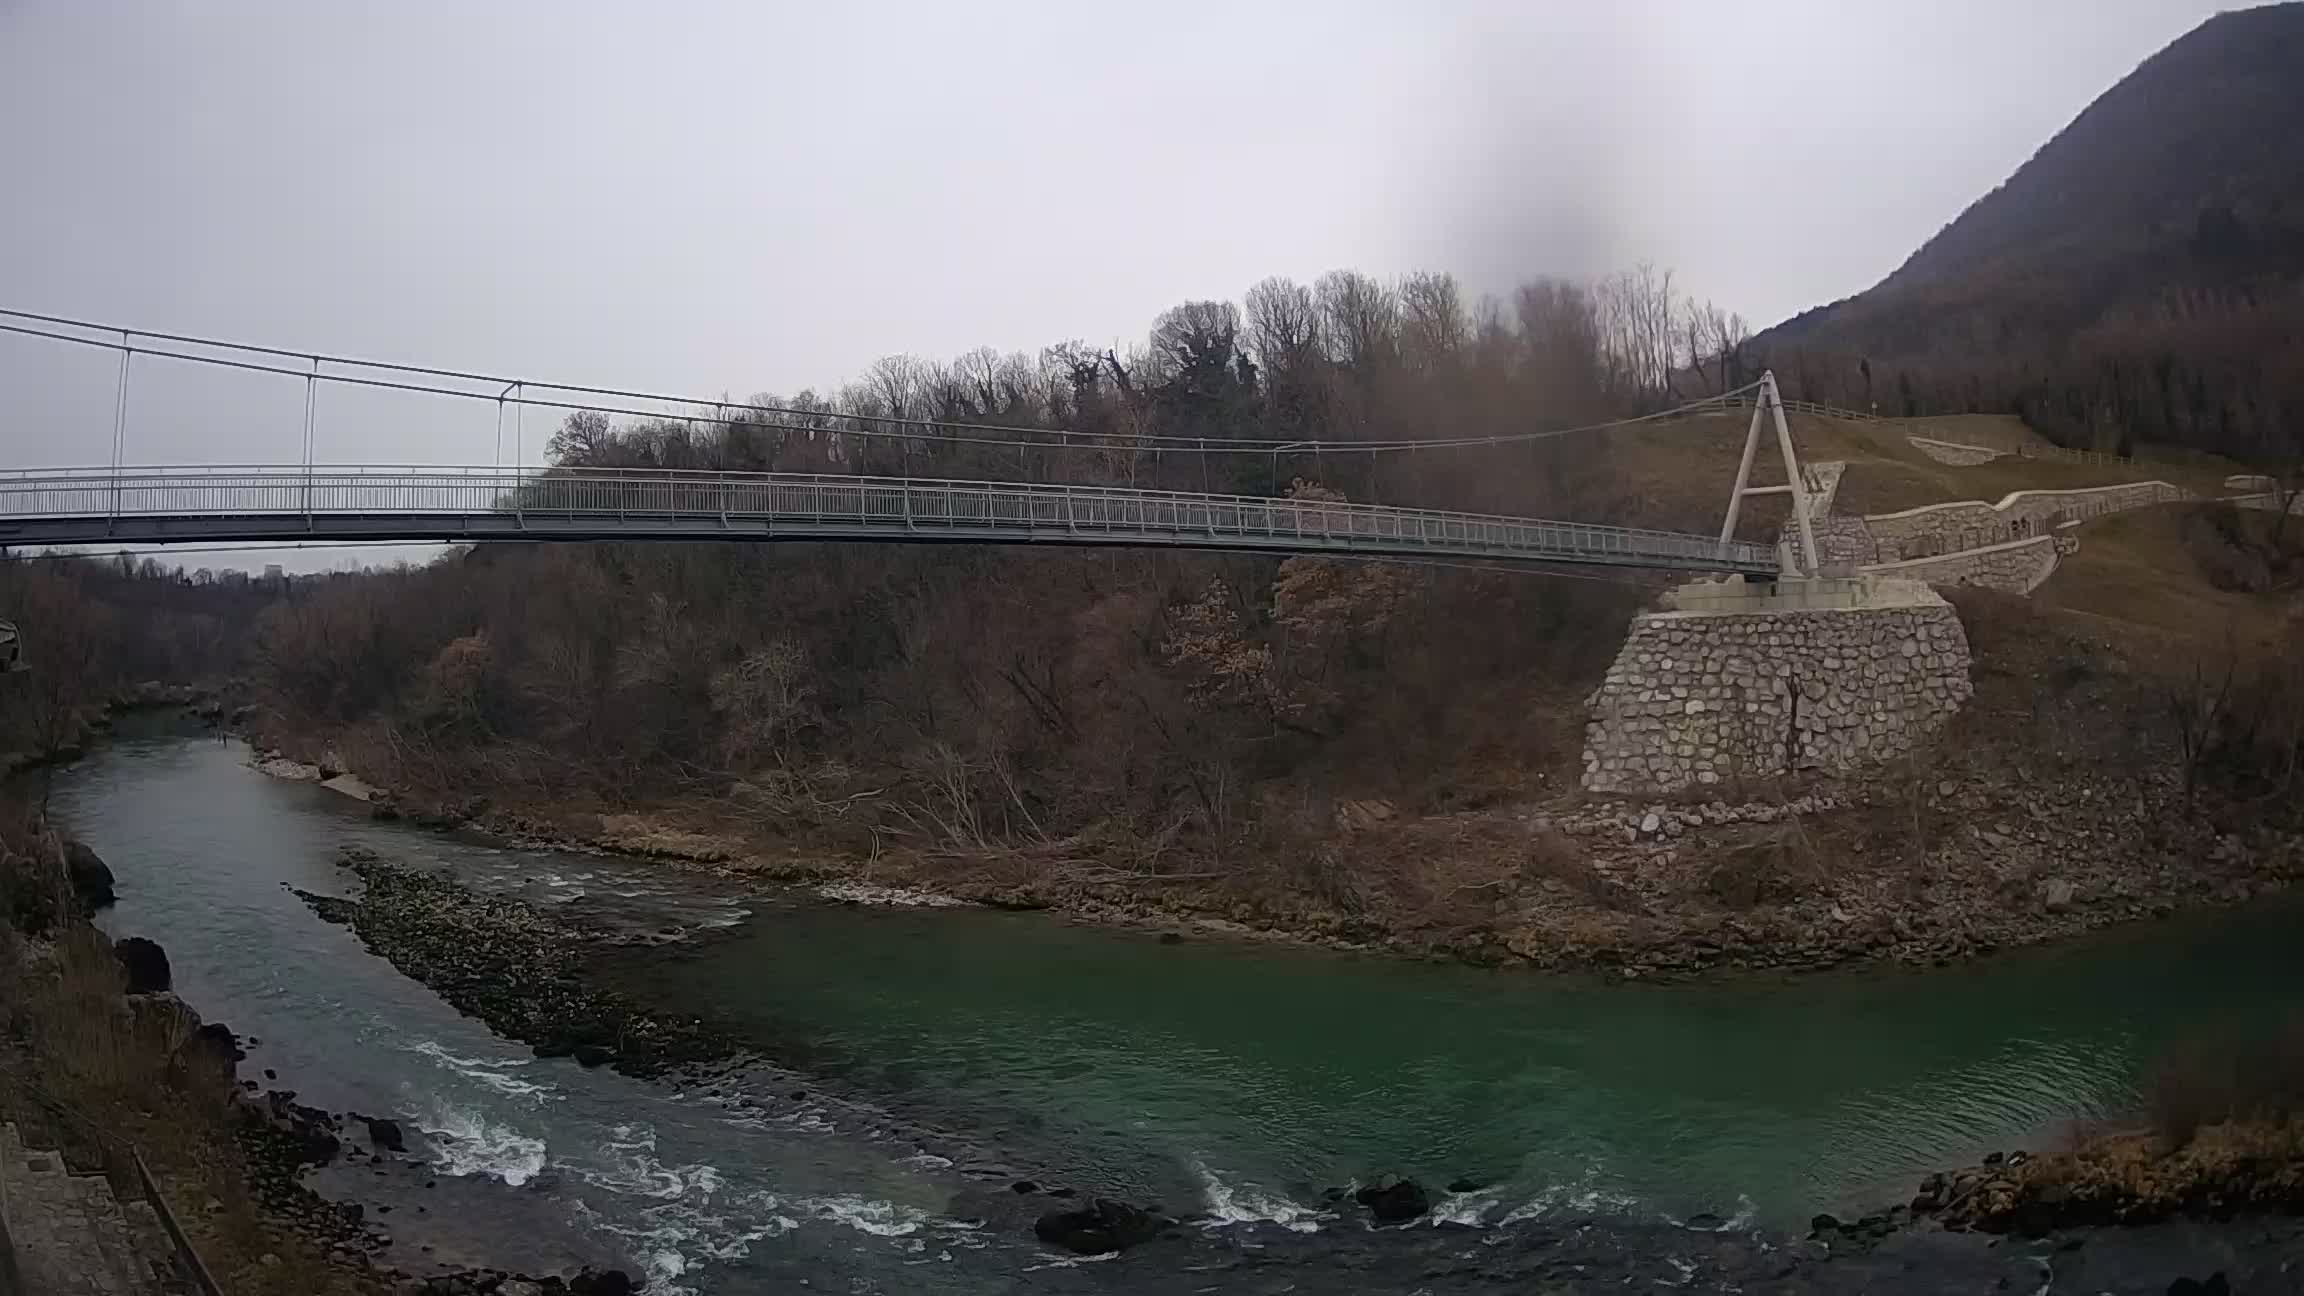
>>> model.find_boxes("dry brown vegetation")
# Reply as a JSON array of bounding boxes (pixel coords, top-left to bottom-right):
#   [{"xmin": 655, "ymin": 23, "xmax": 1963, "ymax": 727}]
[
  {"xmin": 256, "ymin": 541, "xmax": 1646, "ymax": 885},
  {"xmin": 1935, "ymin": 1025, "xmax": 2304, "ymax": 1235},
  {"xmin": 0, "ymin": 555, "xmax": 273, "ymax": 765},
  {"xmin": 2150, "ymin": 1020, "xmax": 2304, "ymax": 1146}
]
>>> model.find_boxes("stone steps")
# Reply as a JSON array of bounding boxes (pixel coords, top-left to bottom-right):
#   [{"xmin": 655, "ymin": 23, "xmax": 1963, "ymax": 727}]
[{"xmin": 1, "ymin": 1120, "xmax": 182, "ymax": 1295}]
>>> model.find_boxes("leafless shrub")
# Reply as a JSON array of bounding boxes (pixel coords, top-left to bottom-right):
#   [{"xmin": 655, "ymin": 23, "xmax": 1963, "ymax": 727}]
[
  {"xmin": 2148, "ymin": 1018, "xmax": 2304, "ymax": 1146},
  {"xmin": 1703, "ymin": 823, "xmax": 1828, "ymax": 909},
  {"xmin": 1519, "ymin": 826, "xmax": 1600, "ymax": 897}
]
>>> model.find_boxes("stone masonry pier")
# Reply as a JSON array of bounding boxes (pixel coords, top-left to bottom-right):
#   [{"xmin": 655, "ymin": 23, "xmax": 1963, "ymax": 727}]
[{"xmin": 1582, "ymin": 576, "xmax": 1973, "ymax": 795}]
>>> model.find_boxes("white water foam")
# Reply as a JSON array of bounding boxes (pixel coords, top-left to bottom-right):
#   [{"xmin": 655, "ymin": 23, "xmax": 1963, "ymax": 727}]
[
  {"xmin": 406, "ymin": 1040, "xmax": 555, "ymax": 1101},
  {"xmin": 411, "ymin": 1101, "xmax": 548, "ymax": 1186},
  {"xmin": 1428, "ymin": 1188, "xmax": 1504, "ymax": 1227},
  {"xmin": 1497, "ymin": 1178, "xmax": 1643, "ymax": 1225},
  {"xmin": 1192, "ymin": 1162, "xmax": 1327, "ymax": 1232},
  {"xmin": 571, "ymin": 1200, "xmax": 715, "ymax": 1296},
  {"xmin": 571, "ymin": 1124, "xmax": 728, "ymax": 1201},
  {"xmin": 798, "ymin": 1193, "xmax": 933, "ymax": 1237},
  {"xmin": 567, "ymin": 1152, "xmax": 798, "ymax": 1296},
  {"xmin": 1657, "ymin": 1193, "xmax": 1759, "ymax": 1233},
  {"xmin": 718, "ymin": 1105, "xmax": 835, "ymax": 1135},
  {"xmin": 1023, "ymin": 1251, "xmax": 1120, "ymax": 1272}
]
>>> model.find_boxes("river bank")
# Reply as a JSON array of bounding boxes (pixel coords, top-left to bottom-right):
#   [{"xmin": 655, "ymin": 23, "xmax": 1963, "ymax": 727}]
[
  {"xmin": 226, "ymin": 578, "xmax": 2304, "ymax": 982},
  {"xmin": 0, "ymin": 855, "xmax": 643, "ymax": 1292},
  {"xmin": 253, "ymin": 724, "xmax": 2302, "ymax": 985}
]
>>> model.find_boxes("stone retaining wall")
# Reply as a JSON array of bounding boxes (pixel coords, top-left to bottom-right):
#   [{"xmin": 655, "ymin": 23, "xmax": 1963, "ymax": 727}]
[
  {"xmin": 2228, "ymin": 491, "xmax": 2302, "ymax": 514},
  {"xmin": 1582, "ymin": 583, "xmax": 1973, "ymax": 795},
  {"xmin": 1908, "ymin": 436, "xmax": 2008, "ymax": 466},
  {"xmin": 1813, "ymin": 515, "xmax": 1879, "ymax": 566},
  {"xmin": 1862, "ymin": 481, "xmax": 2189, "ymax": 560},
  {"xmin": 1860, "ymin": 534, "xmax": 2069, "ymax": 595}
]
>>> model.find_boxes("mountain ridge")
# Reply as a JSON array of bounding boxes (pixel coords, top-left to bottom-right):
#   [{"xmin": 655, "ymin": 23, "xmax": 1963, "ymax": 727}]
[{"xmin": 1753, "ymin": 2, "xmax": 2304, "ymax": 459}]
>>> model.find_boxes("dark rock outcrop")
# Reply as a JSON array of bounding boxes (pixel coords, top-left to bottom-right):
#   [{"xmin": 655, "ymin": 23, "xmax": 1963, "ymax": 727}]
[
  {"xmin": 1354, "ymin": 1176, "xmax": 1432, "ymax": 1224},
  {"xmin": 1811, "ymin": 1209, "xmax": 1907, "ymax": 1250},
  {"xmin": 365, "ymin": 1117, "xmax": 406, "ymax": 1153},
  {"xmin": 240, "ymin": 1089, "xmax": 345, "ymax": 1167},
  {"xmin": 64, "ymin": 840, "xmax": 115, "ymax": 912},
  {"xmin": 1033, "ymin": 1198, "xmax": 1170, "ymax": 1254},
  {"xmin": 113, "ymin": 935, "xmax": 172, "ymax": 993},
  {"xmin": 195, "ymin": 1021, "xmax": 242, "ymax": 1054},
  {"xmin": 568, "ymin": 1268, "xmax": 637, "ymax": 1296}
]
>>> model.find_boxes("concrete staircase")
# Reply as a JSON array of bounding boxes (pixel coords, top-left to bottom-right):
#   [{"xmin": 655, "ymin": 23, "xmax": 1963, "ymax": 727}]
[{"xmin": 1, "ymin": 1121, "xmax": 184, "ymax": 1295}]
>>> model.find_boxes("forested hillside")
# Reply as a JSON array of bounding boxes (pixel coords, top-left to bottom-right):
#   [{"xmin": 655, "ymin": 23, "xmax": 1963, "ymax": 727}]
[
  {"xmin": 1754, "ymin": 2, "xmax": 2304, "ymax": 463},
  {"xmin": 247, "ymin": 266, "xmax": 1747, "ymax": 882},
  {"xmin": 0, "ymin": 557, "xmax": 271, "ymax": 761}
]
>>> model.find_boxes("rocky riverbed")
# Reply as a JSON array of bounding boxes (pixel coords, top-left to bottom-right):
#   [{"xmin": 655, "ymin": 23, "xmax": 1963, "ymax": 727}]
[
  {"xmin": 294, "ymin": 849, "xmax": 733, "ymax": 1079},
  {"xmin": 228, "ymin": 1074, "xmax": 644, "ymax": 1295}
]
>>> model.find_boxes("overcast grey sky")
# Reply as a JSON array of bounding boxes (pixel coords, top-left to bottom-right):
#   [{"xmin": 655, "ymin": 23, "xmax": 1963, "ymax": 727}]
[{"xmin": 0, "ymin": 0, "xmax": 2239, "ymax": 562}]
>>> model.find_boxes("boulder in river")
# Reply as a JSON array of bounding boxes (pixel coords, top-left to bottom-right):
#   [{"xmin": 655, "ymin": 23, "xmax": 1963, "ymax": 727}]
[
  {"xmin": 366, "ymin": 1117, "xmax": 406, "ymax": 1153},
  {"xmin": 64, "ymin": 840, "xmax": 116, "ymax": 912},
  {"xmin": 1033, "ymin": 1198, "xmax": 1171, "ymax": 1254},
  {"xmin": 114, "ymin": 935, "xmax": 172, "ymax": 993},
  {"xmin": 567, "ymin": 1268, "xmax": 638, "ymax": 1296},
  {"xmin": 1354, "ymin": 1176, "xmax": 1432, "ymax": 1223}
]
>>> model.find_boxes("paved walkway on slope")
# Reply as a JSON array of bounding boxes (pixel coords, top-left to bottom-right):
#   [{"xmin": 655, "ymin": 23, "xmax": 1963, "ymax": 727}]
[{"xmin": 2, "ymin": 1122, "xmax": 173, "ymax": 1295}]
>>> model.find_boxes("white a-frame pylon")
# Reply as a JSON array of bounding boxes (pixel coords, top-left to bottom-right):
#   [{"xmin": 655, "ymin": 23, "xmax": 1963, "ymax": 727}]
[{"xmin": 1717, "ymin": 370, "xmax": 1820, "ymax": 577}]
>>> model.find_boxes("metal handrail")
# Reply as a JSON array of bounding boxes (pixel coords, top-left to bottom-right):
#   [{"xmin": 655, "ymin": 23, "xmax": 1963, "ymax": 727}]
[
  {"xmin": 0, "ymin": 464, "xmax": 1780, "ymax": 572},
  {"xmin": 1698, "ymin": 392, "xmax": 1885, "ymax": 423},
  {"xmin": 1, "ymin": 1068, "xmax": 225, "ymax": 1296}
]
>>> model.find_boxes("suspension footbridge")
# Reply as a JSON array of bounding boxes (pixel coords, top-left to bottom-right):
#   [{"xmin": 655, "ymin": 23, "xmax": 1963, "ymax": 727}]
[{"xmin": 0, "ymin": 310, "xmax": 1809, "ymax": 576}]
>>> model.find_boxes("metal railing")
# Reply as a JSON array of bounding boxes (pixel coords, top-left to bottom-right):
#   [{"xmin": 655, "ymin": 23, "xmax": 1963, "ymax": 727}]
[
  {"xmin": 1699, "ymin": 392, "xmax": 2158, "ymax": 467},
  {"xmin": 1690, "ymin": 392, "xmax": 1884, "ymax": 422},
  {"xmin": 1, "ymin": 1068, "xmax": 224, "ymax": 1296},
  {"xmin": 2006, "ymin": 441, "xmax": 2138, "ymax": 468},
  {"xmin": 0, "ymin": 464, "xmax": 1781, "ymax": 573}
]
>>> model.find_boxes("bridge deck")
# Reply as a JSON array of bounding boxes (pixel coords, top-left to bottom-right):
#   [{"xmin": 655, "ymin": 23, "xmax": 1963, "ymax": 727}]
[{"xmin": 0, "ymin": 467, "xmax": 1779, "ymax": 573}]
